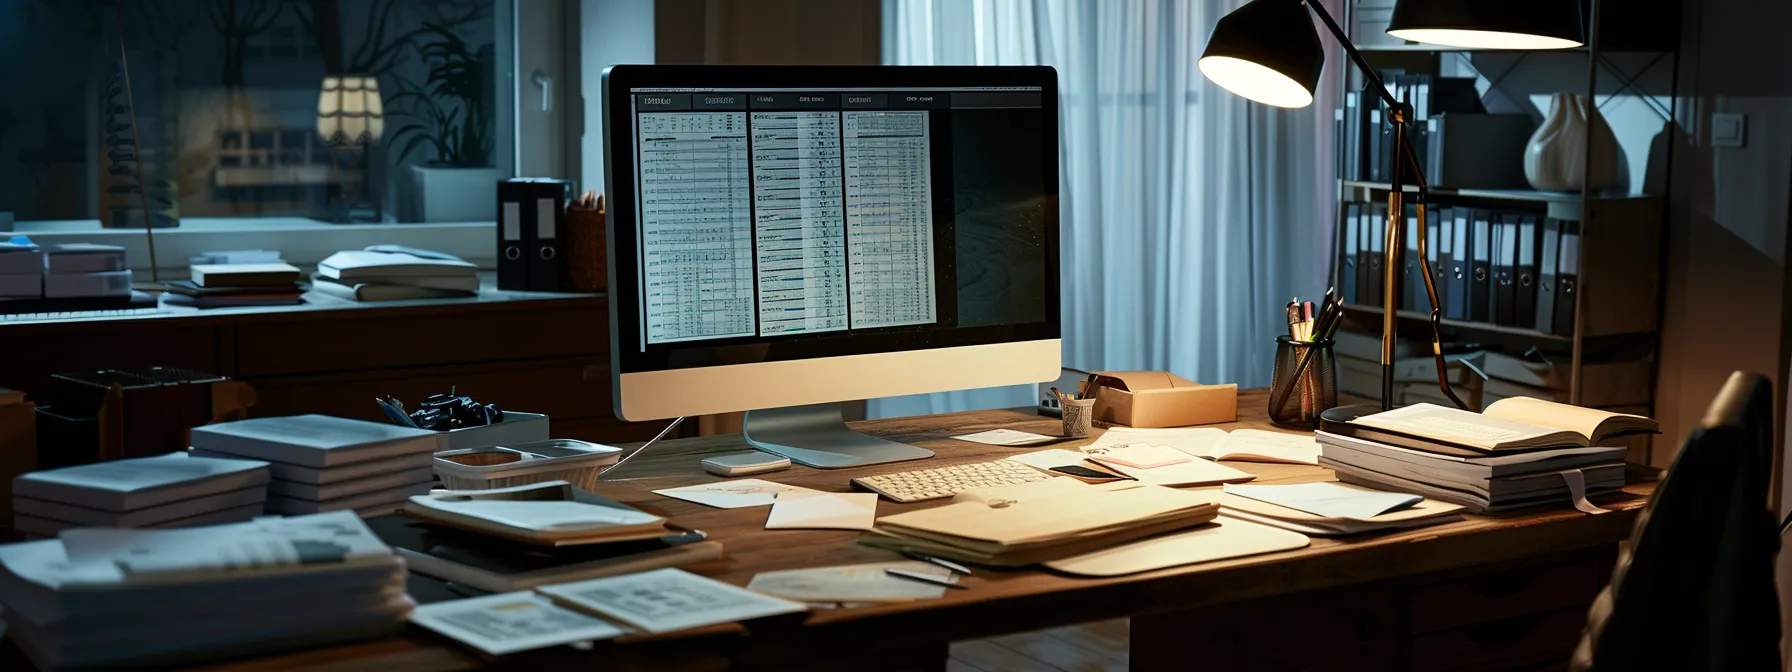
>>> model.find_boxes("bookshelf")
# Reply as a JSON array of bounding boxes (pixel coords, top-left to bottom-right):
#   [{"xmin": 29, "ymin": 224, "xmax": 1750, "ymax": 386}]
[{"xmin": 1328, "ymin": 0, "xmax": 1679, "ymax": 463}]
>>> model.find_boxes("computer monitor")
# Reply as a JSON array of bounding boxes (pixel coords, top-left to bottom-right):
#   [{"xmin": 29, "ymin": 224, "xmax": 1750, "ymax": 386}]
[{"xmin": 602, "ymin": 65, "xmax": 1061, "ymax": 468}]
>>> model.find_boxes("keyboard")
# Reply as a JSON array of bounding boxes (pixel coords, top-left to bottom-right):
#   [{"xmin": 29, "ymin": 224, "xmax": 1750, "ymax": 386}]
[{"xmin": 852, "ymin": 459, "xmax": 1053, "ymax": 503}]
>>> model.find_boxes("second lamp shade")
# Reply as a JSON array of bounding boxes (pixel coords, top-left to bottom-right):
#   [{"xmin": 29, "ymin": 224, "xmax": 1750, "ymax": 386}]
[{"xmin": 1386, "ymin": 0, "xmax": 1584, "ymax": 50}]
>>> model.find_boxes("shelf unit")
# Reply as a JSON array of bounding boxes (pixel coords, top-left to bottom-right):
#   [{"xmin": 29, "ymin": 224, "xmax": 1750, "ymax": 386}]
[{"xmin": 1329, "ymin": 1, "xmax": 1679, "ymax": 461}]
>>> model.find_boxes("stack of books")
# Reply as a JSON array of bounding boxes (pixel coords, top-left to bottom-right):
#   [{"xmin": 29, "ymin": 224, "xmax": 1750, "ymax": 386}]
[
  {"xmin": 371, "ymin": 480, "xmax": 724, "ymax": 591},
  {"xmin": 161, "ymin": 262, "xmax": 305, "ymax": 309},
  {"xmin": 11, "ymin": 453, "xmax": 270, "ymax": 536},
  {"xmin": 311, "ymin": 250, "xmax": 479, "ymax": 302},
  {"xmin": 0, "ymin": 511, "xmax": 412, "ymax": 669},
  {"xmin": 0, "ymin": 239, "xmax": 43, "ymax": 301},
  {"xmin": 43, "ymin": 243, "xmax": 130, "ymax": 299},
  {"xmin": 189, "ymin": 415, "xmax": 440, "ymax": 515},
  {"xmin": 1318, "ymin": 397, "xmax": 1653, "ymax": 512}
]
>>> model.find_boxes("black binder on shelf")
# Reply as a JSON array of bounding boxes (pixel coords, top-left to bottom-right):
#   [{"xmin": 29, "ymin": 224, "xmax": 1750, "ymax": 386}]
[
  {"xmin": 1555, "ymin": 220, "xmax": 1581, "ymax": 335},
  {"xmin": 1536, "ymin": 217, "xmax": 1563, "ymax": 334},
  {"xmin": 1448, "ymin": 207, "xmax": 1471, "ymax": 320},
  {"xmin": 1344, "ymin": 92, "xmax": 1362, "ymax": 181},
  {"xmin": 496, "ymin": 179, "xmax": 531, "ymax": 291},
  {"xmin": 1342, "ymin": 203, "xmax": 1360, "ymax": 304},
  {"xmin": 1469, "ymin": 211, "xmax": 1493, "ymax": 323},
  {"xmin": 1492, "ymin": 213, "xmax": 1519, "ymax": 326},
  {"xmin": 526, "ymin": 179, "xmax": 572, "ymax": 292},
  {"xmin": 1430, "ymin": 206, "xmax": 1451, "ymax": 317},
  {"xmin": 1514, "ymin": 214, "xmax": 1539, "ymax": 330}
]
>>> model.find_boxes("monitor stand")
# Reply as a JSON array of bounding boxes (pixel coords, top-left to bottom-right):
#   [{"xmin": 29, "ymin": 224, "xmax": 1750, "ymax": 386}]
[{"xmin": 743, "ymin": 403, "xmax": 934, "ymax": 469}]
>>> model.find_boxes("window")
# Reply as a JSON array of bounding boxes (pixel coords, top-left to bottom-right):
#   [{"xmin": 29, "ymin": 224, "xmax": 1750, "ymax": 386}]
[{"xmin": 0, "ymin": 0, "xmax": 511, "ymax": 231}]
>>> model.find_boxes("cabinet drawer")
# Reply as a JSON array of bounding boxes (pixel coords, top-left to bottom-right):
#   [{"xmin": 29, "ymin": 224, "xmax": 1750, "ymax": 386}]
[
  {"xmin": 235, "ymin": 306, "xmax": 606, "ymax": 377},
  {"xmin": 1411, "ymin": 555, "xmax": 1604, "ymax": 633},
  {"xmin": 1413, "ymin": 607, "xmax": 1590, "ymax": 672}
]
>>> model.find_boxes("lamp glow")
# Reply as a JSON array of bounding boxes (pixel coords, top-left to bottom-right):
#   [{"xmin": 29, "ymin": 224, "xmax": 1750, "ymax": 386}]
[
  {"xmin": 1387, "ymin": 28, "xmax": 1582, "ymax": 50},
  {"xmin": 317, "ymin": 75, "xmax": 385, "ymax": 146},
  {"xmin": 1386, "ymin": 0, "xmax": 1584, "ymax": 50},
  {"xmin": 1197, "ymin": 56, "xmax": 1315, "ymax": 108}
]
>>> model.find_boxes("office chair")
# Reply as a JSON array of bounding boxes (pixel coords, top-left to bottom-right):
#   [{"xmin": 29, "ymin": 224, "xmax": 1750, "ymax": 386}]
[{"xmin": 1571, "ymin": 371, "xmax": 1782, "ymax": 671}]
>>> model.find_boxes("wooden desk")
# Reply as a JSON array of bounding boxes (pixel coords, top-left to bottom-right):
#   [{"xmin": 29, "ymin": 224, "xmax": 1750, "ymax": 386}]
[{"xmin": 14, "ymin": 390, "xmax": 1656, "ymax": 671}]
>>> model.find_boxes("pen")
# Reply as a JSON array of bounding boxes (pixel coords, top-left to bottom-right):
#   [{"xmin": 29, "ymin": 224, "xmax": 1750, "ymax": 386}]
[
  {"xmin": 1285, "ymin": 298, "xmax": 1301, "ymax": 337},
  {"xmin": 885, "ymin": 568, "xmax": 968, "ymax": 589},
  {"xmin": 900, "ymin": 551, "xmax": 974, "ymax": 576}
]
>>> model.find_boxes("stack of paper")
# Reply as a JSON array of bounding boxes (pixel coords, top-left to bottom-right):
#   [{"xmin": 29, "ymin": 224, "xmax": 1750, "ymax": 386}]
[
  {"xmin": 43, "ymin": 243, "xmax": 130, "ymax": 299},
  {"xmin": 162, "ymin": 262, "xmax": 305, "ymax": 309},
  {"xmin": 369, "ymin": 516, "xmax": 723, "ymax": 592},
  {"xmin": 189, "ymin": 415, "xmax": 440, "ymax": 515},
  {"xmin": 311, "ymin": 250, "xmax": 479, "ymax": 302},
  {"xmin": 1218, "ymin": 482, "xmax": 1465, "ymax": 536},
  {"xmin": 0, "ymin": 511, "xmax": 413, "ymax": 669},
  {"xmin": 860, "ymin": 478, "xmax": 1221, "ymax": 566},
  {"xmin": 1319, "ymin": 398, "xmax": 1647, "ymax": 512},
  {"xmin": 11, "ymin": 453, "xmax": 271, "ymax": 536},
  {"xmin": 403, "ymin": 480, "xmax": 670, "ymax": 546},
  {"xmin": 0, "ymin": 239, "xmax": 44, "ymax": 300}
]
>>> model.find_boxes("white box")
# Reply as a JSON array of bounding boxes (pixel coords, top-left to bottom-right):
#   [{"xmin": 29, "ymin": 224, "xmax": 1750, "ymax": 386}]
[
  {"xmin": 44, "ymin": 269, "xmax": 132, "ymax": 298},
  {"xmin": 45, "ymin": 243, "xmax": 127, "ymax": 274}
]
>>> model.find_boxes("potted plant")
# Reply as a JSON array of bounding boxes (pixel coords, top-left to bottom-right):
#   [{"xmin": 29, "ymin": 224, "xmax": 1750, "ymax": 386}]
[{"xmin": 390, "ymin": 24, "xmax": 497, "ymax": 223}]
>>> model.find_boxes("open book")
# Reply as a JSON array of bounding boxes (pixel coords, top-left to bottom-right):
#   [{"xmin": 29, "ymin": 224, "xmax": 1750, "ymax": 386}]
[
  {"xmin": 1087, "ymin": 427, "xmax": 1319, "ymax": 465},
  {"xmin": 404, "ymin": 481, "xmax": 667, "ymax": 546},
  {"xmin": 1350, "ymin": 400, "xmax": 1658, "ymax": 452}
]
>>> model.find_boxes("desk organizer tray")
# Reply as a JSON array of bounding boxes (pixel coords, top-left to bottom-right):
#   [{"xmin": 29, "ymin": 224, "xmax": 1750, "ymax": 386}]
[{"xmin": 434, "ymin": 439, "xmax": 622, "ymax": 491}]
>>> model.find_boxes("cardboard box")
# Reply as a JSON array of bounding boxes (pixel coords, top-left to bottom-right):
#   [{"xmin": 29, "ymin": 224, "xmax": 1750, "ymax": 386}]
[{"xmin": 1083, "ymin": 371, "xmax": 1238, "ymax": 428}]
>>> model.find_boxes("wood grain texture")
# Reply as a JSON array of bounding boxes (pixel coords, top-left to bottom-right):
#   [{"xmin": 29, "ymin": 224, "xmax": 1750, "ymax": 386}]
[{"xmin": 4, "ymin": 389, "xmax": 1653, "ymax": 670}]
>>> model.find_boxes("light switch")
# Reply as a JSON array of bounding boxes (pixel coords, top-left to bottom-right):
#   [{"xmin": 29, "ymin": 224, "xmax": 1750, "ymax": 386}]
[{"xmin": 1712, "ymin": 112, "xmax": 1746, "ymax": 149}]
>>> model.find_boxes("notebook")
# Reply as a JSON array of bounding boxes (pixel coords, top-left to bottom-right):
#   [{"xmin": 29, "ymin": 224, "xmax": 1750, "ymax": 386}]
[
  {"xmin": 13, "ymin": 453, "xmax": 269, "ymax": 512},
  {"xmin": 188, "ymin": 415, "xmax": 439, "ymax": 468},
  {"xmin": 403, "ymin": 481, "xmax": 668, "ymax": 546},
  {"xmin": 367, "ymin": 516, "xmax": 722, "ymax": 592}
]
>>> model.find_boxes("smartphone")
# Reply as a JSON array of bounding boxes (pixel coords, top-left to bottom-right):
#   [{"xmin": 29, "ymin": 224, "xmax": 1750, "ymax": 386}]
[{"xmin": 1049, "ymin": 465, "xmax": 1130, "ymax": 482}]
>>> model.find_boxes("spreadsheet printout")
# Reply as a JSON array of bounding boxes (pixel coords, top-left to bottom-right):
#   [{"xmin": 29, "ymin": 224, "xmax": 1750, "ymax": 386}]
[
  {"xmin": 750, "ymin": 111, "xmax": 849, "ymax": 336},
  {"xmin": 843, "ymin": 110, "xmax": 937, "ymax": 329},
  {"xmin": 637, "ymin": 112, "xmax": 758, "ymax": 344}
]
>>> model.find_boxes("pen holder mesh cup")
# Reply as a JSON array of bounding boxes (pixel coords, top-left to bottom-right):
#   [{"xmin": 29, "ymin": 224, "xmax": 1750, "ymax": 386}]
[
  {"xmin": 1268, "ymin": 336, "xmax": 1337, "ymax": 429},
  {"xmin": 1061, "ymin": 398, "xmax": 1096, "ymax": 438}
]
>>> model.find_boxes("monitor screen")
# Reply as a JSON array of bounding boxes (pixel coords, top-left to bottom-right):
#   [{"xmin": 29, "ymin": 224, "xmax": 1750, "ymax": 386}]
[{"xmin": 603, "ymin": 66, "xmax": 1059, "ymax": 380}]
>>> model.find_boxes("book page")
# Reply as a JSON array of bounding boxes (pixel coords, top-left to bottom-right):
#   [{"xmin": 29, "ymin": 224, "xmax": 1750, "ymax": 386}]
[
  {"xmin": 1216, "ymin": 430, "xmax": 1321, "ymax": 465},
  {"xmin": 1482, "ymin": 397, "xmax": 1654, "ymax": 441},
  {"xmin": 1085, "ymin": 427, "xmax": 1228, "ymax": 456},
  {"xmin": 1351, "ymin": 403, "xmax": 1580, "ymax": 450}
]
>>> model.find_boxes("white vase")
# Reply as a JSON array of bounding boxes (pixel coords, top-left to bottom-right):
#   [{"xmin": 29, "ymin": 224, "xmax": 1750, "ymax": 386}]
[{"xmin": 1523, "ymin": 93, "xmax": 1627, "ymax": 194}]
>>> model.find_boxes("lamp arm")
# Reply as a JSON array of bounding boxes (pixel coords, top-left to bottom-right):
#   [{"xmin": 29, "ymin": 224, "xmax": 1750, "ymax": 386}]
[
  {"xmin": 1397, "ymin": 114, "xmax": 1470, "ymax": 411},
  {"xmin": 1302, "ymin": 0, "xmax": 1400, "ymax": 110}
]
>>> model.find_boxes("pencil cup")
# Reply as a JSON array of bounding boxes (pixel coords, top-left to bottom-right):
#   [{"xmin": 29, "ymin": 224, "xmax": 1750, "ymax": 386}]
[
  {"xmin": 1061, "ymin": 398, "xmax": 1096, "ymax": 438},
  {"xmin": 1268, "ymin": 336, "xmax": 1337, "ymax": 429}
]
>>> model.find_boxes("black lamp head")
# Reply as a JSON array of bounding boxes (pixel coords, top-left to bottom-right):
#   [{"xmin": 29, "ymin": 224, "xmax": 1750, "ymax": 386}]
[
  {"xmin": 1387, "ymin": 0, "xmax": 1585, "ymax": 50},
  {"xmin": 1198, "ymin": 0, "xmax": 1324, "ymax": 109}
]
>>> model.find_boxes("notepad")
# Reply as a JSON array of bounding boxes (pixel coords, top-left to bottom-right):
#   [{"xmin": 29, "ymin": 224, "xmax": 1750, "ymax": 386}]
[
  {"xmin": 953, "ymin": 429, "xmax": 1060, "ymax": 446},
  {"xmin": 1225, "ymin": 482, "xmax": 1421, "ymax": 520},
  {"xmin": 654, "ymin": 479, "xmax": 818, "ymax": 509},
  {"xmin": 764, "ymin": 490, "xmax": 878, "ymax": 530}
]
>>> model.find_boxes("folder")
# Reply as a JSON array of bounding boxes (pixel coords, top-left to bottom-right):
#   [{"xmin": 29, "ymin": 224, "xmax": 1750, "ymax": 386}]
[
  {"xmin": 526, "ymin": 180, "xmax": 572, "ymax": 292},
  {"xmin": 1535, "ymin": 218, "xmax": 1563, "ymax": 334},
  {"xmin": 1403, "ymin": 206, "xmax": 1422, "ymax": 312},
  {"xmin": 1448, "ymin": 208, "xmax": 1471, "ymax": 320},
  {"xmin": 1368, "ymin": 108, "xmax": 1385, "ymax": 182},
  {"xmin": 1365, "ymin": 203, "xmax": 1385, "ymax": 305},
  {"xmin": 1430, "ymin": 206, "xmax": 1449, "ymax": 317},
  {"xmin": 1514, "ymin": 214, "xmax": 1538, "ymax": 330},
  {"xmin": 1555, "ymin": 220, "xmax": 1581, "ymax": 335},
  {"xmin": 1492, "ymin": 214, "xmax": 1518, "ymax": 326},
  {"xmin": 496, "ymin": 180, "xmax": 531, "ymax": 291},
  {"xmin": 1469, "ymin": 211, "xmax": 1492, "ymax": 323},
  {"xmin": 1344, "ymin": 92, "xmax": 1361, "ymax": 181},
  {"xmin": 1342, "ymin": 204, "xmax": 1360, "ymax": 304}
]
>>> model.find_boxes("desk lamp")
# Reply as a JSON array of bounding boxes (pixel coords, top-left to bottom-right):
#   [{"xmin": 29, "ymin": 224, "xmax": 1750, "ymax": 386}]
[{"xmin": 1198, "ymin": 0, "xmax": 1583, "ymax": 415}]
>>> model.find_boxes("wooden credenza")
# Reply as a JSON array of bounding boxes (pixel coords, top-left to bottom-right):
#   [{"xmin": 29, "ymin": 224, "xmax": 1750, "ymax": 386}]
[{"xmin": 0, "ymin": 287, "xmax": 667, "ymax": 447}]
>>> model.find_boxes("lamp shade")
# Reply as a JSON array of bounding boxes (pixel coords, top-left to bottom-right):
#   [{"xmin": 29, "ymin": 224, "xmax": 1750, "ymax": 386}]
[
  {"xmin": 1198, "ymin": 0, "xmax": 1325, "ymax": 109},
  {"xmin": 1387, "ymin": 0, "xmax": 1584, "ymax": 50},
  {"xmin": 317, "ymin": 75, "xmax": 385, "ymax": 146}
]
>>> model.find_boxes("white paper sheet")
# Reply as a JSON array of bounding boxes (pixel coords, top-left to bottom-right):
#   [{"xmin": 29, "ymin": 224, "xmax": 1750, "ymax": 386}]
[
  {"xmin": 537, "ymin": 568, "xmax": 809, "ymax": 633},
  {"xmin": 952, "ymin": 429, "xmax": 1060, "ymax": 446},
  {"xmin": 652, "ymin": 479, "xmax": 819, "ymax": 509},
  {"xmin": 746, "ymin": 561, "xmax": 955, "ymax": 602},
  {"xmin": 764, "ymin": 490, "xmax": 878, "ymax": 530},
  {"xmin": 1085, "ymin": 427, "xmax": 1229, "ymax": 454},
  {"xmin": 1559, "ymin": 469, "xmax": 1611, "ymax": 515},
  {"xmin": 409, "ymin": 592, "xmax": 628, "ymax": 655},
  {"xmin": 1225, "ymin": 482, "xmax": 1421, "ymax": 520},
  {"xmin": 1213, "ymin": 429, "xmax": 1322, "ymax": 465}
]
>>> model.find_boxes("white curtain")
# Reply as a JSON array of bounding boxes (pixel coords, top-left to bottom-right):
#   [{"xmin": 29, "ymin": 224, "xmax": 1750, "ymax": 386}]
[{"xmin": 870, "ymin": 0, "xmax": 1337, "ymax": 419}]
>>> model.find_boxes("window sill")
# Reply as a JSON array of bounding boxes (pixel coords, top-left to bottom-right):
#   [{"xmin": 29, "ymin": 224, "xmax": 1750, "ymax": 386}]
[{"xmin": 10, "ymin": 218, "xmax": 497, "ymax": 272}]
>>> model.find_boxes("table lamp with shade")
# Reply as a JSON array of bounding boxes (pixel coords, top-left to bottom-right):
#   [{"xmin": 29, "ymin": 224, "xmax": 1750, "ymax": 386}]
[
  {"xmin": 1197, "ymin": 0, "xmax": 1584, "ymax": 417},
  {"xmin": 316, "ymin": 75, "xmax": 385, "ymax": 221}
]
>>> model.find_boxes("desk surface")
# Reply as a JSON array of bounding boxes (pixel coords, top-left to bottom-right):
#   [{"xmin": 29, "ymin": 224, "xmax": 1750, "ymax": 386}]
[{"xmin": 110, "ymin": 390, "xmax": 1664, "ymax": 670}]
